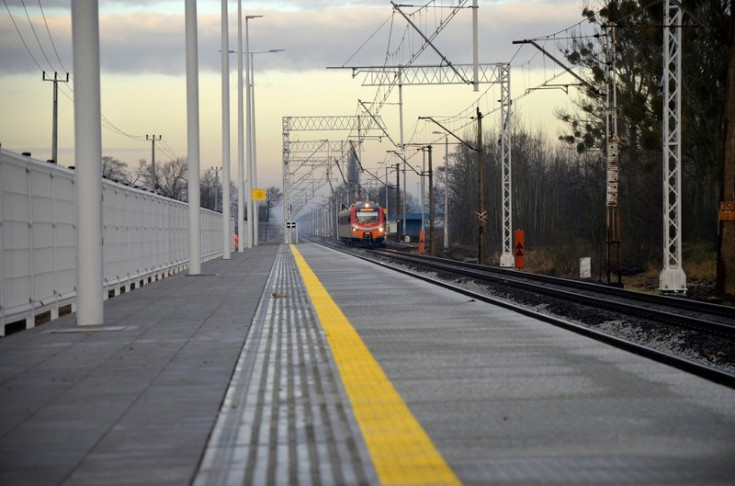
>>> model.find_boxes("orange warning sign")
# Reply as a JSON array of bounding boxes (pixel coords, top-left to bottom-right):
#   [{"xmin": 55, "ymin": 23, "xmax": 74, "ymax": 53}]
[{"xmin": 514, "ymin": 229, "xmax": 525, "ymax": 269}]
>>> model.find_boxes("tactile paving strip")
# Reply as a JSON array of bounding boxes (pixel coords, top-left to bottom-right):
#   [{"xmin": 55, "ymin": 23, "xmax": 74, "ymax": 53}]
[{"xmin": 194, "ymin": 246, "xmax": 376, "ymax": 485}]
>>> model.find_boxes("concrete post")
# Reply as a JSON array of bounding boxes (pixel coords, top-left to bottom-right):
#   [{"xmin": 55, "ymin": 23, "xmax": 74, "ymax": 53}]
[
  {"xmin": 237, "ymin": 0, "xmax": 245, "ymax": 252},
  {"xmin": 221, "ymin": 0, "xmax": 231, "ymax": 259},
  {"xmin": 72, "ymin": 1, "xmax": 104, "ymax": 326},
  {"xmin": 185, "ymin": 0, "xmax": 201, "ymax": 275}
]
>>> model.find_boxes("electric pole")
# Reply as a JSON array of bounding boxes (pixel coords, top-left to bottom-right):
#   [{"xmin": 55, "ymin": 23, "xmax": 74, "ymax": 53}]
[
  {"xmin": 395, "ymin": 162, "xmax": 401, "ymax": 241},
  {"xmin": 146, "ymin": 134, "xmax": 162, "ymax": 190},
  {"xmin": 718, "ymin": 10, "xmax": 735, "ymax": 301},
  {"xmin": 43, "ymin": 71, "xmax": 69, "ymax": 163},
  {"xmin": 476, "ymin": 107, "xmax": 485, "ymax": 264},
  {"xmin": 419, "ymin": 110, "xmax": 487, "ymax": 264},
  {"xmin": 605, "ymin": 23, "xmax": 622, "ymax": 286},
  {"xmin": 428, "ymin": 144, "xmax": 435, "ymax": 256}
]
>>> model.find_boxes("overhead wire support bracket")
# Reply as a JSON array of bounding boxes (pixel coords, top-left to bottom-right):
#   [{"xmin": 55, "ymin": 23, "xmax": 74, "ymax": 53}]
[
  {"xmin": 358, "ymin": 99, "xmax": 398, "ymax": 148},
  {"xmin": 386, "ymin": 149, "xmax": 422, "ymax": 176},
  {"xmin": 525, "ymin": 83, "xmax": 582, "ymax": 95},
  {"xmin": 512, "ymin": 39, "xmax": 600, "ymax": 96},
  {"xmin": 418, "ymin": 116, "xmax": 477, "ymax": 152}
]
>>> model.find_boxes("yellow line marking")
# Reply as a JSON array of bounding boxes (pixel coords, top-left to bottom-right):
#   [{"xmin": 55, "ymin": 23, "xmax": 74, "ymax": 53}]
[{"xmin": 291, "ymin": 245, "xmax": 461, "ymax": 486}]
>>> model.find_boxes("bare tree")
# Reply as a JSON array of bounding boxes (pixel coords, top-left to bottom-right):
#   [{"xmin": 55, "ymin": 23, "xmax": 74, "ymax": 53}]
[
  {"xmin": 102, "ymin": 156, "xmax": 131, "ymax": 184},
  {"xmin": 137, "ymin": 157, "xmax": 188, "ymax": 200},
  {"xmin": 261, "ymin": 186, "xmax": 283, "ymax": 222},
  {"xmin": 200, "ymin": 168, "xmax": 221, "ymax": 211}
]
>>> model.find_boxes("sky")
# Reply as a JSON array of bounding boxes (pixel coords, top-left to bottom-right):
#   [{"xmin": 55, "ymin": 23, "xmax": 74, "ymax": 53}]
[{"xmin": 1, "ymin": 0, "xmax": 594, "ymax": 213}]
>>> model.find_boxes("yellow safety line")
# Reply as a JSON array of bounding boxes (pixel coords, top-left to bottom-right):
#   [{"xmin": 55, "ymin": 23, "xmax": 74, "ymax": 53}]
[{"xmin": 291, "ymin": 245, "xmax": 461, "ymax": 486}]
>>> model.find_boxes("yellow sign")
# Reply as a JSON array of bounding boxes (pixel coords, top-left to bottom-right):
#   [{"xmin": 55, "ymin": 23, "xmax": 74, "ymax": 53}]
[
  {"xmin": 251, "ymin": 188, "xmax": 266, "ymax": 201},
  {"xmin": 720, "ymin": 201, "xmax": 735, "ymax": 222}
]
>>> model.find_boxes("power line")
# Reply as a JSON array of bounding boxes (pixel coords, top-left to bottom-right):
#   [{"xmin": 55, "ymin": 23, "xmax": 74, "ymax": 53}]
[
  {"xmin": 37, "ymin": 0, "xmax": 68, "ymax": 73},
  {"xmin": 4, "ymin": 1, "xmax": 167, "ymax": 157},
  {"xmin": 159, "ymin": 139, "xmax": 180, "ymax": 160},
  {"xmin": 3, "ymin": 0, "xmax": 43, "ymax": 71},
  {"xmin": 20, "ymin": 0, "xmax": 55, "ymax": 71}
]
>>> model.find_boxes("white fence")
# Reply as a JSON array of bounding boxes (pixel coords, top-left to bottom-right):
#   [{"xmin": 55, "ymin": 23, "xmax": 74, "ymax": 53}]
[{"xmin": 0, "ymin": 149, "xmax": 233, "ymax": 335}]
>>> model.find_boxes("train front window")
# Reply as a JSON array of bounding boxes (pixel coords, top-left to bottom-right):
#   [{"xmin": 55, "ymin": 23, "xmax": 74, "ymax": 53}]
[{"xmin": 356, "ymin": 210, "xmax": 379, "ymax": 223}]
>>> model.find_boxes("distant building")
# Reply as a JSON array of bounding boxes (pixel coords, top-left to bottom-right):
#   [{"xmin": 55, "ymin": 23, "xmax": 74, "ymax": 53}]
[{"xmin": 400, "ymin": 212, "xmax": 445, "ymax": 239}]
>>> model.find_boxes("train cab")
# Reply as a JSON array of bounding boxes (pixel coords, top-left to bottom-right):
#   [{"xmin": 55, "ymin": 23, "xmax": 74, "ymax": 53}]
[{"xmin": 337, "ymin": 201, "xmax": 386, "ymax": 246}]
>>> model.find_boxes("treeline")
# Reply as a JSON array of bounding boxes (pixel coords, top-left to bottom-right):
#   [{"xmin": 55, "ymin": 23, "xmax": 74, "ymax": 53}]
[
  {"xmin": 356, "ymin": 1, "xmax": 729, "ymax": 278},
  {"xmin": 101, "ymin": 155, "xmax": 283, "ymax": 223},
  {"xmin": 449, "ymin": 0, "xmax": 728, "ymax": 276},
  {"xmin": 447, "ymin": 127, "xmax": 608, "ymax": 274}
]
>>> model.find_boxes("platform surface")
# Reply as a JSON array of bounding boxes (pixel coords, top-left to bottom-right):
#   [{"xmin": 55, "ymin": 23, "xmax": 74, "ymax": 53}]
[
  {"xmin": 0, "ymin": 242, "xmax": 734, "ymax": 485},
  {"xmin": 295, "ymin": 243, "xmax": 735, "ymax": 485}
]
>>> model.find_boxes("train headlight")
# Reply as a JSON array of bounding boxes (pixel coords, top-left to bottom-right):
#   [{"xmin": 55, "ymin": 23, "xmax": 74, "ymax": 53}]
[{"xmin": 379, "ymin": 226, "xmax": 384, "ymax": 233}]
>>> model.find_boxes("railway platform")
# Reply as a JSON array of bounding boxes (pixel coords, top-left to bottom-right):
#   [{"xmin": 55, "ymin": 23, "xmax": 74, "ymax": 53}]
[{"xmin": 1, "ymin": 242, "xmax": 734, "ymax": 485}]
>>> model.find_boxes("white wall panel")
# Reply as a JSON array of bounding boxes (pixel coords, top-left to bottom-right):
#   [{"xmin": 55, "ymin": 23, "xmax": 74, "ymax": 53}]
[{"xmin": 1, "ymin": 149, "xmax": 233, "ymax": 334}]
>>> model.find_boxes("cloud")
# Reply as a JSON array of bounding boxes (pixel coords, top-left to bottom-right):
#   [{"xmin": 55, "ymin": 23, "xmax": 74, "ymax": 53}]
[{"xmin": 1, "ymin": 1, "xmax": 587, "ymax": 75}]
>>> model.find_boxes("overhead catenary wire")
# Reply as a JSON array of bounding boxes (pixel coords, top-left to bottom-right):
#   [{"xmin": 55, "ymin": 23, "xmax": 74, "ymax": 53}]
[
  {"xmin": 343, "ymin": 0, "xmax": 471, "ymax": 146},
  {"xmin": 341, "ymin": 13, "xmax": 393, "ymax": 67},
  {"xmin": 422, "ymin": 0, "xmax": 638, "ymax": 142}
]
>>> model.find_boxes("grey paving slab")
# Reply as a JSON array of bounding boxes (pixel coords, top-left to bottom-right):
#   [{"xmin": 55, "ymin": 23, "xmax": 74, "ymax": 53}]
[
  {"xmin": 0, "ymin": 247, "xmax": 278, "ymax": 486},
  {"xmin": 296, "ymin": 243, "xmax": 735, "ymax": 486},
  {"xmin": 4, "ymin": 241, "xmax": 735, "ymax": 486}
]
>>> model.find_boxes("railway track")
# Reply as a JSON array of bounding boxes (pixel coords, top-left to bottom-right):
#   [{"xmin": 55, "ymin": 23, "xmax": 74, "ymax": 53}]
[
  {"xmin": 370, "ymin": 249, "xmax": 735, "ymax": 337},
  {"xmin": 306, "ymin": 236, "xmax": 735, "ymax": 388}
]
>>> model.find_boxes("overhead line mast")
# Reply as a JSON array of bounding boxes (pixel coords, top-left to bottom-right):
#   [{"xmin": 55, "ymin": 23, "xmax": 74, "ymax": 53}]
[
  {"xmin": 660, "ymin": 0, "xmax": 686, "ymax": 292},
  {"xmin": 604, "ymin": 23, "xmax": 622, "ymax": 286}
]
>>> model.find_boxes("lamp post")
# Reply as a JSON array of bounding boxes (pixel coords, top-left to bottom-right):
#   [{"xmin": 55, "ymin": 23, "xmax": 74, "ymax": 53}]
[
  {"xmin": 220, "ymin": 0, "xmax": 231, "ymax": 259},
  {"xmin": 249, "ymin": 48, "xmax": 284, "ymax": 247},
  {"xmin": 235, "ymin": 2, "xmax": 245, "ymax": 252}
]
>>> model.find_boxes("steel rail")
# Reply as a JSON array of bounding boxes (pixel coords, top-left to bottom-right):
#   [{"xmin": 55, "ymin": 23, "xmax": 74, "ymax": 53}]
[{"xmin": 371, "ymin": 249, "xmax": 735, "ymax": 336}]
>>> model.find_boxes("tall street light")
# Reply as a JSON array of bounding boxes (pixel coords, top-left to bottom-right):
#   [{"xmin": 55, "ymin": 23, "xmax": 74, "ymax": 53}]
[
  {"xmin": 249, "ymin": 48, "xmax": 284, "ymax": 247},
  {"xmin": 236, "ymin": 2, "xmax": 245, "ymax": 251},
  {"xmin": 244, "ymin": 14, "xmax": 262, "ymax": 249},
  {"xmin": 220, "ymin": 0, "xmax": 231, "ymax": 259}
]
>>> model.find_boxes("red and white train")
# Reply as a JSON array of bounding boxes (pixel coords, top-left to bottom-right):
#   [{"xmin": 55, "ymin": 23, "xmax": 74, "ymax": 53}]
[{"xmin": 337, "ymin": 201, "xmax": 386, "ymax": 247}]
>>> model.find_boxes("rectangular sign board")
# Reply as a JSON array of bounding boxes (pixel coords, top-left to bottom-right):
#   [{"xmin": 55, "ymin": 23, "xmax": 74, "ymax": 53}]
[{"xmin": 251, "ymin": 188, "xmax": 266, "ymax": 201}]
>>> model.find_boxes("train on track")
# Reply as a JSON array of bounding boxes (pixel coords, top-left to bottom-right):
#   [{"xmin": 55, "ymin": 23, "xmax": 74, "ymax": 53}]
[{"xmin": 337, "ymin": 201, "xmax": 386, "ymax": 247}]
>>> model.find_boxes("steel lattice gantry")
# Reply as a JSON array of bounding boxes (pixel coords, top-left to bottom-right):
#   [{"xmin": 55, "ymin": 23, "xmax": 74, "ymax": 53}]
[
  {"xmin": 660, "ymin": 0, "xmax": 686, "ymax": 292},
  {"xmin": 284, "ymin": 116, "xmax": 379, "ymax": 132}
]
